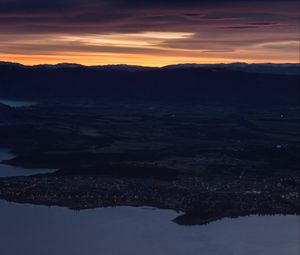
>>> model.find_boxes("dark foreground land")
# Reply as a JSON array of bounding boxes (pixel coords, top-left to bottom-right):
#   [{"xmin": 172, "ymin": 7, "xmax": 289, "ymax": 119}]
[{"xmin": 0, "ymin": 99, "xmax": 299, "ymax": 225}]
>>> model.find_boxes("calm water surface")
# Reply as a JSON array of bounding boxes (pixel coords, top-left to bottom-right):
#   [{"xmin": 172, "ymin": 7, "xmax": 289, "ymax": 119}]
[
  {"xmin": 0, "ymin": 201, "xmax": 298, "ymax": 255},
  {"xmin": 0, "ymin": 99, "xmax": 37, "ymax": 107},
  {"xmin": 0, "ymin": 149, "xmax": 298, "ymax": 255},
  {"xmin": 0, "ymin": 149, "xmax": 55, "ymax": 177}
]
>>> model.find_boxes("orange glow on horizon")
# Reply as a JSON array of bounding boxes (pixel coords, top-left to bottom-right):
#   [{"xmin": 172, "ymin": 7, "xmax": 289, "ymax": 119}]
[
  {"xmin": 0, "ymin": 30, "xmax": 299, "ymax": 66},
  {"xmin": 1, "ymin": 53, "xmax": 299, "ymax": 67},
  {"xmin": 0, "ymin": 1, "xmax": 298, "ymax": 66}
]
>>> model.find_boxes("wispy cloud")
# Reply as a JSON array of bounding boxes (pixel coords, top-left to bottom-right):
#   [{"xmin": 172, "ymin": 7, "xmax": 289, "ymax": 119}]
[{"xmin": 0, "ymin": 0, "xmax": 298, "ymax": 65}]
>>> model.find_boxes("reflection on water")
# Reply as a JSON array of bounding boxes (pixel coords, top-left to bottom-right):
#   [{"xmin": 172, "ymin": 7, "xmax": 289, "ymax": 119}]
[
  {"xmin": 0, "ymin": 99, "xmax": 37, "ymax": 107},
  {"xmin": 0, "ymin": 149, "xmax": 55, "ymax": 177},
  {"xmin": 0, "ymin": 201, "xmax": 298, "ymax": 255}
]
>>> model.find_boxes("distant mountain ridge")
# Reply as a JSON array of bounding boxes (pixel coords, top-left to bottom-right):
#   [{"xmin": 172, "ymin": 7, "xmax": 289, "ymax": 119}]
[
  {"xmin": 0, "ymin": 61, "xmax": 299, "ymax": 105},
  {"xmin": 164, "ymin": 62, "xmax": 300, "ymax": 75},
  {"xmin": 0, "ymin": 61, "xmax": 299, "ymax": 75}
]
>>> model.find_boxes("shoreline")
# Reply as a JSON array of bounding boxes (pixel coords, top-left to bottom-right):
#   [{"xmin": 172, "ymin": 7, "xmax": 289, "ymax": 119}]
[{"xmin": 0, "ymin": 173, "xmax": 299, "ymax": 225}]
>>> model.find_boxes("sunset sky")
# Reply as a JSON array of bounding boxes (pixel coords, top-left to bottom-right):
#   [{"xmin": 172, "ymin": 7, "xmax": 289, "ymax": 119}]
[{"xmin": 0, "ymin": 0, "xmax": 299, "ymax": 66}]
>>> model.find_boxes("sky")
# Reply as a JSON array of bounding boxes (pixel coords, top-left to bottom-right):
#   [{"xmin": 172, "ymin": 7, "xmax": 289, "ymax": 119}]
[{"xmin": 0, "ymin": 0, "xmax": 299, "ymax": 66}]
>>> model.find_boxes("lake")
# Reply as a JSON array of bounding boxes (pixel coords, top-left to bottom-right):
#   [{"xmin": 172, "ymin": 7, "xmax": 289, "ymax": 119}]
[
  {"xmin": 0, "ymin": 149, "xmax": 55, "ymax": 177},
  {"xmin": 0, "ymin": 149, "xmax": 298, "ymax": 255},
  {"xmin": 0, "ymin": 201, "xmax": 298, "ymax": 255},
  {"xmin": 0, "ymin": 99, "xmax": 37, "ymax": 107}
]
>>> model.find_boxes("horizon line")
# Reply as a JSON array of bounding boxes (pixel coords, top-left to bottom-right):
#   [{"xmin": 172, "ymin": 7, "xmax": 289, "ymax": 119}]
[{"xmin": 1, "ymin": 60, "xmax": 299, "ymax": 69}]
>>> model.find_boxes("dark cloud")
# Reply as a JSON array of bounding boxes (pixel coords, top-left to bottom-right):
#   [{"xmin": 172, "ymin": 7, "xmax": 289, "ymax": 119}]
[
  {"xmin": 0, "ymin": 0, "xmax": 297, "ymax": 33},
  {"xmin": 0, "ymin": 0, "xmax": 298, "ymax": 65},
  {"xmin": 0, "ymin": 0, "xmax": 75, "ymax": 13},
  {"xmin": 220, "ymin": 25, "xmax": 275, "ymax": 30}
]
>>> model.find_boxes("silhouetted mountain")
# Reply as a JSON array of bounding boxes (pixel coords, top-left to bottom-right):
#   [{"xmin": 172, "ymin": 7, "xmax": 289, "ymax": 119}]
[
  {"xmin": 0, "ymin": 62, "xmax": 299, "ymax": 105},
  {"xmin": 90, "ymin": 64, "xmax": 154, "ymax": 72},
  {"xmin": 1, "ymin": 61, "xmax": 299, "ymax": 74},
  {"xmin": 35, "ymin": 63, "xmax": 85, "ymax": 69},
  {"xmin": 164, "ymin": 63, "xmax": 300, "ymax": 75}
]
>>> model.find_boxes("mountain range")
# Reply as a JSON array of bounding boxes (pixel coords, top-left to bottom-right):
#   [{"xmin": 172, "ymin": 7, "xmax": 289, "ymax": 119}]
[
  {"xmin": 0, "ymin": 61, "xmax": 299, "ymax": 105},
  {"xmin": 1, "ymin": 61, "xmax": 299, "ymax": 74}
]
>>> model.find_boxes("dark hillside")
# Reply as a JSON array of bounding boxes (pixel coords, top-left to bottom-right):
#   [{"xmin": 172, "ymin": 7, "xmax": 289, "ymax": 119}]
[{"xmin": 0, "ymin": 63, "xmax": 299, "ymax": 105}]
